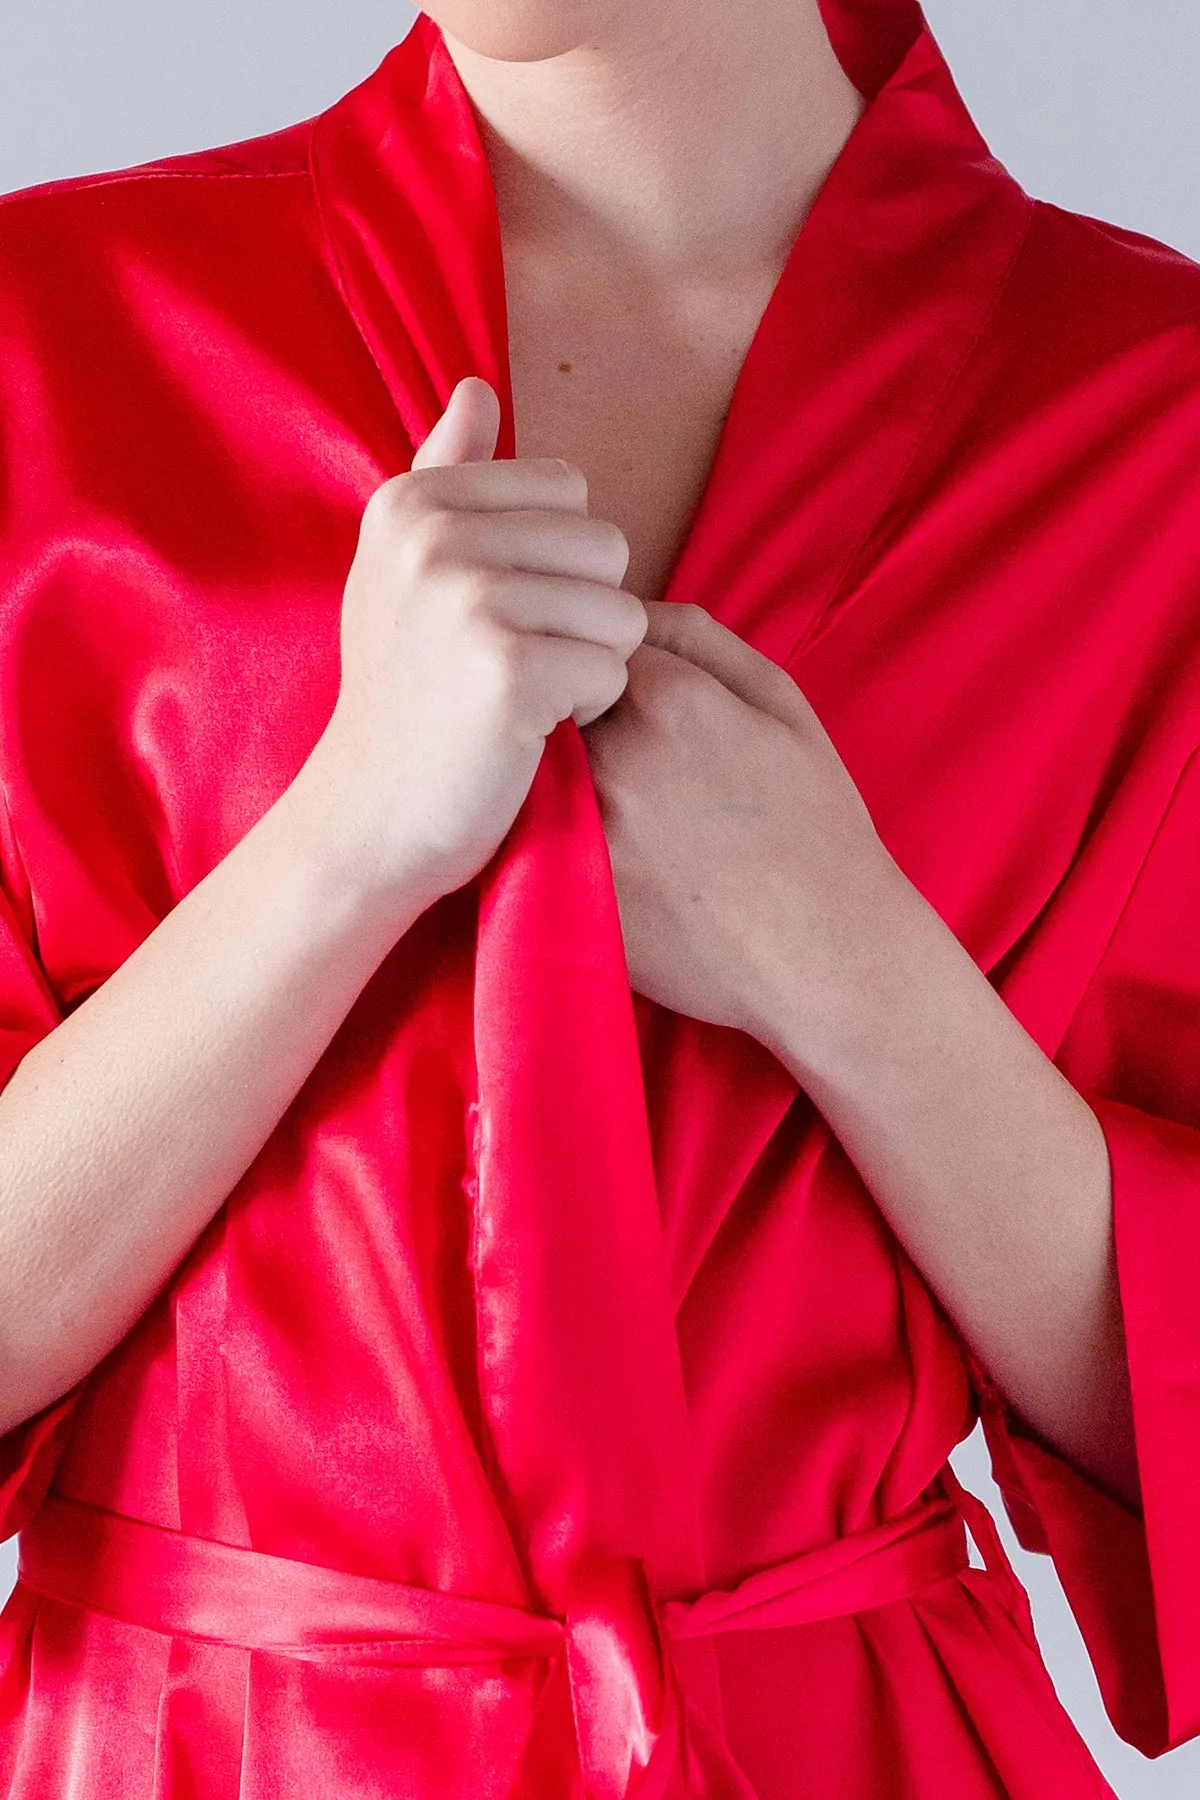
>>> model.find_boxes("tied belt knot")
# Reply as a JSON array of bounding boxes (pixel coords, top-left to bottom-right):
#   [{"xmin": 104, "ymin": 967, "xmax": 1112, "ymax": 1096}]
[{"xmin": 18, "ymin": 1475, "xmax": 1024, "ymax": 1799}]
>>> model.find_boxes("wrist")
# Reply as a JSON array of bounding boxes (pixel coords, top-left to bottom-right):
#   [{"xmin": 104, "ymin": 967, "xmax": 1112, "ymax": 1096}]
[
  {"xmin": 749, "ymin": 857, "xmax": 943, "ymax": 1087},
  {"xmin": 271, "ymin": 748, "xmax": 449, "ymax": 943}
]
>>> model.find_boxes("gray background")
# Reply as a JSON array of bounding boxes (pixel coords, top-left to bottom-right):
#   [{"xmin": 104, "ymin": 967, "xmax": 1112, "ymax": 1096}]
[{"xmin": 1, "ymin": 3, "xmax": 1199, "ymax": 1794}]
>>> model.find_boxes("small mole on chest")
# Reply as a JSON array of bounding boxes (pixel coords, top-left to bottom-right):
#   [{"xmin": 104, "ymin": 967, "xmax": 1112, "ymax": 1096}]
[{"xmin": 557, "ymin": 361, "xmax": 572, "ymax": 373}]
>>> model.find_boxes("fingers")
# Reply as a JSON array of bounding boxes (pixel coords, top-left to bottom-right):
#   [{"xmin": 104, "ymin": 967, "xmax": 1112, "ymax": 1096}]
[
  {"xmin": 405, "ymin": 378, "xmax": 591, "ymax": 517},
  {"xmin": 439, "ymin": 507, "xmax": 632, "ymax": 589},
  {"xmin": 500, "ymin": 633, "xmax": 635, "ymax": 737},
  {"xmin": 639, "ymin": 599, "xmax": 812, "ymax": 732},
  {"xmin": 410, "ymin": 376, "xmax": 500, "ymax": 469},
  {"xmin": 478, "ymin": 570, "xmax": 648, "ymax": 659}
]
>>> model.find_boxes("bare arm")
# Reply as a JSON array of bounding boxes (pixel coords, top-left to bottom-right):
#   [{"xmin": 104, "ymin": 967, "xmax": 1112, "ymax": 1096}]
[
  {"xmin": 0, "ymin": 376, "xmax": 643, "ymax": 1440},
  {"xmin": 579, "ymin": 598, "xmax": 1138, "ymax": 1513},
  {"xmin": 758, "ymin": 874, "xmax": 1140, "ymax": 1513},
  {"xmin": 0, "ymin": 765, "xmax": 428, "ymax": 1438}
]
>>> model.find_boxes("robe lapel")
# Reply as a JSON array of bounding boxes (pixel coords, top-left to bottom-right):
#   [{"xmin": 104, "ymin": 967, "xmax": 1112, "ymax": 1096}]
[
  {"xmin": 310, "ymin": 22, "xmax": 716, "ymax": 1716},
  {"xmin": 310, "ymin": 6, "xmax": 1032, "ymax": 669},
  {"xmin": 309, "ymin": 0, "xmax": 705, "ymax": 1540},
  {"xmin": 660, "ymin": 6, "xmax": 1033, "ymax": 666},
  {"xmin": 309, "ymin": 11, "xmax": 517, "ymax": 467},
  {"xmin": 311, "ymin": 33, "xmax": 732, "ymax": 1792},
  {"xmin": 306, "ymin": 9, "xmax": 1034, "ymax": 1785}
]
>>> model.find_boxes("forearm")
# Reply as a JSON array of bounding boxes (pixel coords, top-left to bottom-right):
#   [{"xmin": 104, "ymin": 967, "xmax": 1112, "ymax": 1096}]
[
  {"xmin": 0, "ymin": 755, "xmax": 431, "ymax": 1437},
  {"xmin": 755, "ymin": 866, "xmax": 1140, "ymax": 1511}
]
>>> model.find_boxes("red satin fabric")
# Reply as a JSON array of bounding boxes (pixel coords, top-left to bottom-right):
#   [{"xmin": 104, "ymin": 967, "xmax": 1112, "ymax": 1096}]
[
  {"xmin": 0, "ymin": 2, "xmax": 1199, "ymax": 1794},
  {"xmin": 15, "ymin": 1486, "xmax": 974, "ymax": 1798}
]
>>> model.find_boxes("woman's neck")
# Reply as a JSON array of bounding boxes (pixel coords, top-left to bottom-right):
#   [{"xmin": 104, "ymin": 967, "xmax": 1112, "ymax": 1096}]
[{"xmin": 435, "ymin": 0, "xmax": 866, "ymax": 280}]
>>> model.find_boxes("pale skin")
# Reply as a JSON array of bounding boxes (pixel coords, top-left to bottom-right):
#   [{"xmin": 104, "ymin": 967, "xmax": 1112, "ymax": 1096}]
[
  {"xmin": 427, "ymin": 0, "xmax": 1140, "ymax": 1509},
  {"xmin": 583, "ymin": 601, "xmax": 1140, "ymax": 1511},
  {"xmin": 0, "ymin": 1, "xmax": 1137, "ymax": 1514}
]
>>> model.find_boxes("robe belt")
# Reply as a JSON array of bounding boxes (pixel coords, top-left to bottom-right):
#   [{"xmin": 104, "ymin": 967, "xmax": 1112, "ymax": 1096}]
[{"xmin": 18, "ymin": 1479, "xmax": 1004, "ymax": 1797}]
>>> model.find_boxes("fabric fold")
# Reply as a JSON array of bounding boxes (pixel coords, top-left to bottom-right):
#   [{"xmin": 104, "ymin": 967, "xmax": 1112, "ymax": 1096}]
[
  {"xmin": 1, "ymin": 0, "xmax": 1199, "ymax": 1792},
  {"xmin": 18, "ymin": 1486, "xmax": 972, "ymax": 1796}
]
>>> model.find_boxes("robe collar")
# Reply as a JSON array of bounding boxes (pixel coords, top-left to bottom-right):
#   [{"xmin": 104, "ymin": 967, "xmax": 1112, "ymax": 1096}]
[
  {"xmin": 304, "ymin": 13, "xmax": 1036, "ymax": 1752},
  {"xmin": 309, "ymin": 1, "xmax": 1032, "ymax": 665}
]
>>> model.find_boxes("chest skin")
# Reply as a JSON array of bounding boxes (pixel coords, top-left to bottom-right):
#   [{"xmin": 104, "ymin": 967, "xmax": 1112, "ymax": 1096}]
[{"xmin": 502, "ymin": 232, "xmax": 788, "ymax": 610}]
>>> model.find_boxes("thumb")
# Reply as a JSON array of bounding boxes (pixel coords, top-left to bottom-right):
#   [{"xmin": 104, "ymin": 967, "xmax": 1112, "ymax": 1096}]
[{"xmin": 411, "ymin": 376, "xmax": 501, "ymax": 470}]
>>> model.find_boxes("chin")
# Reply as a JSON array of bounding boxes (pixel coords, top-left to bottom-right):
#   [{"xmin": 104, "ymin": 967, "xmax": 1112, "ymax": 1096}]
[{"xmin": 417, "ymin": 1, "xmax": 624, "ymax": 62}]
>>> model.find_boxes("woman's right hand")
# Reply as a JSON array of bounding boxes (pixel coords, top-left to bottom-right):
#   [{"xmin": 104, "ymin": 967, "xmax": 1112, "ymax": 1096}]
[
  {"xmin": 295, "ymin": 375, "xmax": 647, "ymax": 917},
  {"xmin": 0, "ymin": 377, "xmax": 647, "ymax": 1439}
]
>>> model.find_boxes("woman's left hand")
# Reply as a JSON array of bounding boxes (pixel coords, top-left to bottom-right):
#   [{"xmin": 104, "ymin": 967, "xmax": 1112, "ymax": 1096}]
[
  {"xmin": 580, "ymin": 600, "xmax": 910, "ymax": 1052},
  {"xmin": 583, "ymin": 605, "xmax": 1141, "ymax": 1512}
]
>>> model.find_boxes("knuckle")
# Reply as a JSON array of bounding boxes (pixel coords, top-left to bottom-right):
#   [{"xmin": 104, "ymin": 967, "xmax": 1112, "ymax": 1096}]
[
  {"xmin": 455, "ymin": 563, "xmax": 500, "ymax": 621},
  {"xmin": 655, "ymin": 665, "xmax": 704, "ymax": 731},
  {"xmin": 673, "ymin": 601, "xmax": 708, "ymax": 646},
  {"xmin": 478, "ymin": 625, "xmax": 525, "ymax": 710},
  {"xmin": 360, "ymin": 475, "xmax": 406, "ymax": 534},
  {"xmin": 402, "ymin": 506, "xmax": 459, "ymax": 572}
]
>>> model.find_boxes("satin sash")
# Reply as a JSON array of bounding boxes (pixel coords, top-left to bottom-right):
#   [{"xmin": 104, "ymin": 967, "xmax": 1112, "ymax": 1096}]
[{"xmin": 16, "ymin": 1480, "xmax": 1010, "ymax": 1797}]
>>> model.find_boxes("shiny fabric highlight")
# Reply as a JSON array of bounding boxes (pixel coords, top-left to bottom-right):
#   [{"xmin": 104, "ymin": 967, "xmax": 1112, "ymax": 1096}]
[
  {"xmin": 17, "ymin": 1487, "xmax": 973, "ymax": 1798},
  {"xmin": 0, "ymin": 3, "xmax": 1199, "ymax": 1794}
]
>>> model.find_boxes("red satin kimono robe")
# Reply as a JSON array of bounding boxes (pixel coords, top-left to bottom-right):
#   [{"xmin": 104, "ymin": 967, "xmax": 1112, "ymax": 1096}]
[{"xmin": 1, "ymin": 2, "xmax": 1199, "ymax": 1794}]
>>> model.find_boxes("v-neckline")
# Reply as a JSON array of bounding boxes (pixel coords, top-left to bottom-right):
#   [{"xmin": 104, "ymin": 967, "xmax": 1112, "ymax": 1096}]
[{"xmin": 311, "ymin": 5, "xmax": 1031, "ymax": 667}]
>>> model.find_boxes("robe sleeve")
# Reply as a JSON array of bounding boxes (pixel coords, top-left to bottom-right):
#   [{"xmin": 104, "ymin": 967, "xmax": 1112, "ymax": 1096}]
[
  {"xmin": 976, "ymin": 744, "xmax": 1200, "ymax": 1758},
  {"xmin": 0, "ymin": 776, "xmax": 78, "ymax": 1544}
]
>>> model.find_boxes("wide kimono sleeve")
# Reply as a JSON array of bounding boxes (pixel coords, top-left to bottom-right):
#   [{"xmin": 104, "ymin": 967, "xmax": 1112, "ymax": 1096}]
[
  {"xmin": 976, "ymin": 744, "xmax": 1200, "ymax": 1759},
  {"xmin": 0, "ymin": 774, "xmax": 77, "ymax": 1544}
]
